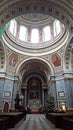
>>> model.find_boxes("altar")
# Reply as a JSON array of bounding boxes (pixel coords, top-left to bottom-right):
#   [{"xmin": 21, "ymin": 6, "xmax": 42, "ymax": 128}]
[{"xmin": 27, "ymin": 99, "xmax": 41, "ymax": 113}]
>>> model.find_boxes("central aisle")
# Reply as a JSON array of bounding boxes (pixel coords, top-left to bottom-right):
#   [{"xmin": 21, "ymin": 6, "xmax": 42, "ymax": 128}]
[{"xmin": 15, "ymin": 114, "xmax": 62, "ymax": 130}]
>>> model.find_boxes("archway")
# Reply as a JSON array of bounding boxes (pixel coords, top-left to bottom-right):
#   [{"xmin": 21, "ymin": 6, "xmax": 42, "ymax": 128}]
[
  {"xmin": 21, "ymin": 69, "xmax": 49, "ymax": 113},
  {"xmin": 16, "ymin": 58, "xmax": 54, "ymax": 112}
]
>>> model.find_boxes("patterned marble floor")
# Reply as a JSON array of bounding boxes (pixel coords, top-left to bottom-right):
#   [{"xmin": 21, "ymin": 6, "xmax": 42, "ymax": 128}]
[{"xmin": 9, "ymin": 114, "xmax": 63, "ymax": 130}]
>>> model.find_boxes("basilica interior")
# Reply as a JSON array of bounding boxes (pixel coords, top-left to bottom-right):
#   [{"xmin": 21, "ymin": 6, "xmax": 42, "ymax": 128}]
[{"xmin": 0, "ymin": 0, "xmax": 73, "ymax": 130}]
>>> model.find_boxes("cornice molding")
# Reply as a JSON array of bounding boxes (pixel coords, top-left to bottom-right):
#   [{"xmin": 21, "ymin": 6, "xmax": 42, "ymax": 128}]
[{"xmin": 0, "ymin": 71, "xmax": 19, "ymax": 81}]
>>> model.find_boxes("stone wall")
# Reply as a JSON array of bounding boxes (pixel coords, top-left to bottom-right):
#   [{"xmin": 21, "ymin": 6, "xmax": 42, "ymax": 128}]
[
  {"xmin": 0, "ymin": 72, "xmax": 20, "ymax": 110},
  {"xmin": 49, "ymin": 73, "xmax": 73, "ymax": 109}
]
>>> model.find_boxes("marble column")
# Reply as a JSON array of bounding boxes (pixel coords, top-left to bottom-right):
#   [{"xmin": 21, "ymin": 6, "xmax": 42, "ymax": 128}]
[
  {"xmin": 22, "ymin": 84, "xmax": 27, "ymax": 106},
  {"xmin": 42, "ymin": 84, "xmax": 47, "ymax": 106}
]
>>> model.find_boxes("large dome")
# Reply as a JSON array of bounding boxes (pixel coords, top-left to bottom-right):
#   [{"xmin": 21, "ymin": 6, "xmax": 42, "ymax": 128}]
[{"xmin": 2, "ymin": 13, "xmax": 68, "ymax": 56}]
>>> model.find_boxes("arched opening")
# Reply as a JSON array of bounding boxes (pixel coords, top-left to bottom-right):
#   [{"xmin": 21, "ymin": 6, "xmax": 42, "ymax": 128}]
[
  {"xmin": 16, "ymin": 58, "xmax": 53, "ymax": 113},
  {"xmin": 21, "ymin": 71, "xmax": 48, "ymax": 113}
]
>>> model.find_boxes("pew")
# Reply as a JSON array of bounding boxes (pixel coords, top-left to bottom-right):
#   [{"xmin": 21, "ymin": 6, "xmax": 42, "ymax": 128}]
[
  {"xmin": 63, "ymin": 117, "xmax": 73, "ymax": 130},
  {"xmin": 0, "ymin": 112, "xmax": 24, "ymax": 129},
  {"xmin": 0, "ymin": 117, "xmax": 8, "ymax": 130},
  {"xmin": 46, "ymin": 112, "xmax": 73, "ymax": 129}
]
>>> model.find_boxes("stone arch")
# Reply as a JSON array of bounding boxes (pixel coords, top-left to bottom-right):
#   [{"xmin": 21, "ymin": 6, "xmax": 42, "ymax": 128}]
[
  {"xmin": 0, "ymin": 0, "xmax": 73, "ymax": 32},
  {"xmin": 19, "ymin": 58, "xmax": 52, "ymax": 108},
  {"xmin": 22, "ymin": 70, "xmax": 47, "ymax": 85},
  {"xmin": 16, "ymin": 57, "xmax": 54, "ymax": 77}
]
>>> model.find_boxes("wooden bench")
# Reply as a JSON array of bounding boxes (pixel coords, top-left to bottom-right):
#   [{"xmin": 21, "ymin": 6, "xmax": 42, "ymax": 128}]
[
  {"xmin": 0, "ymin": 112, "xmax": 24, "ymax": 129},
  {"xmin": 63, "ymin": 117, "xmax": 73, "ymax": 130},
  {"xmin": 0, "ymin": 117, "xmax": 8, "ymax": 130},
  {"xmin": 46, "ymin": 112, "xmax": 73, "ymax": 129}
]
